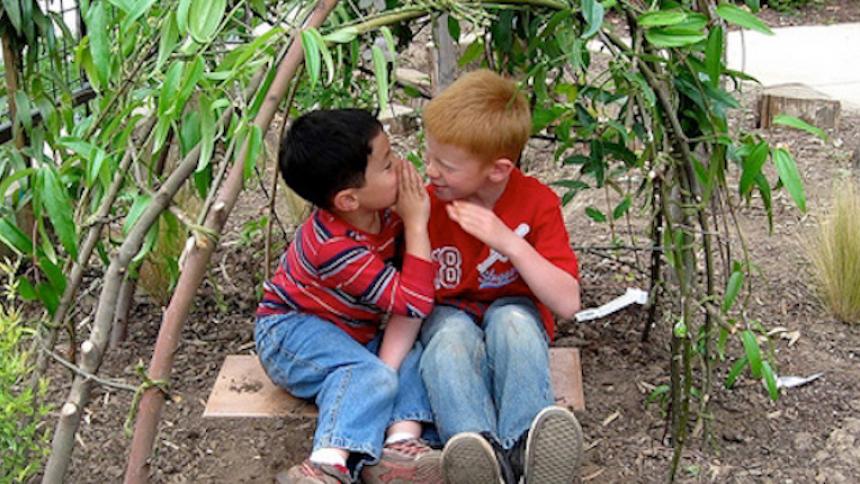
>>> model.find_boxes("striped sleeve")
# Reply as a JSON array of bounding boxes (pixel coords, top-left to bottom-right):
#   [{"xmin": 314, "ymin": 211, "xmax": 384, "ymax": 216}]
[{"xmin": 315, "ymin": 239, "xmax": 435, "ymax": 318}]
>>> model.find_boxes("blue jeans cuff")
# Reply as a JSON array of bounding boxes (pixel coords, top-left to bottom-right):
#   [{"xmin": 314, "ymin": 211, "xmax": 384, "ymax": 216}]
[
  {"xmin": 316, "ymin": 435, "xmax": 380, "ymax": 462},
  {"xmin": 389, "ymin": 411, "xmax": 435, "ymax": 426}
]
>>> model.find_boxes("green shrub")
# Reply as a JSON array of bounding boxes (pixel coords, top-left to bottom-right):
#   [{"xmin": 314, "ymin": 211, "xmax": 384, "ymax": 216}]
[
  {"xmin": 808, "ymin": 182, "xmax": 860, "ymax": 324},
  {"xmin": 0, "ymin": 259, "xmax": 50, "ymax": 483}
]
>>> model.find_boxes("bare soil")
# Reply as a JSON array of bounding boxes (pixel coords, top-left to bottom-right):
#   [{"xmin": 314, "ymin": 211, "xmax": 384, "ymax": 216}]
[{"xmin": 40, "ymin": 12, "xmax": 860, "ymax": 484}]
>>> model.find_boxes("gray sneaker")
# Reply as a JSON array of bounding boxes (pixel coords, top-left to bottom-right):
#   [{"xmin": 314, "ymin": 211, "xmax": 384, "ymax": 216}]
[
  {"xmin": 441, "ymin": 432, "xmax": 504, "ymax": 484},
  {"xmin": 521, "ymin": 406, "xmax": 583, "ymax": 484}
]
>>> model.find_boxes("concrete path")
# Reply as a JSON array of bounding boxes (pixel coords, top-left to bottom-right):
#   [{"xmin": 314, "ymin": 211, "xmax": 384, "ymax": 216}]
[{"xmin": 727, "ymin": 23, "xmax": 860, "ymax": 110}]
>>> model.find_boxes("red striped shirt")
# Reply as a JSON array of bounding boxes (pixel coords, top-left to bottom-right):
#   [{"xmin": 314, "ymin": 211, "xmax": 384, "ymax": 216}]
[{"xmin": 257, "ymin": 208, "xmax": 436, "ymax": 344}]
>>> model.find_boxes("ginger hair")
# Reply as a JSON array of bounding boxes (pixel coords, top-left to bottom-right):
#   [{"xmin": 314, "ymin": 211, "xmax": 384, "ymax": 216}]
[{"xmin": 423, "ymin": 69, "xmax": 531, "ymax": 164}]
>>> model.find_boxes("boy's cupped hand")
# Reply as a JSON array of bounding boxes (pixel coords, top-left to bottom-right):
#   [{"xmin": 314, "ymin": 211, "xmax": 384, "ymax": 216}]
[
  {"xmin": 395, "ymin": 158, "xmax": 430, "ymax": 230},
  {"xmin": 446, "ymin": 200, "xmax": 518, "ymax": 255}
]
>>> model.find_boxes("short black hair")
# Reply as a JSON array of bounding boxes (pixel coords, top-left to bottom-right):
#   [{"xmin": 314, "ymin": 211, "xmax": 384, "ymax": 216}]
[{"xmin": 278, "ymin": 109, "xmax": 383, "ymax": 209}]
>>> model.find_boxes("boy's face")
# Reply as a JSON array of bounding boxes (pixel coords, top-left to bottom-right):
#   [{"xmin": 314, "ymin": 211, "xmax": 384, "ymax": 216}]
[
  {"xmin": 353, "ymin": 129, "xmax": 399, "ymax": 210},
  {"xmin": 424, "ymin": 134, "xmax": 493, "ymax": 201}
]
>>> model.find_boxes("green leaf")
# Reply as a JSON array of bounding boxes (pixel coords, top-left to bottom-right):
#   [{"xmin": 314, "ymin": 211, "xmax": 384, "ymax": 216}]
[
  {"xmin": 244, "ymin": 125, "xmax": 263, "ymax": 180},
  {"xmin": 638, "ymin": 10, "xmax": 688, "ymax": 28},
  {"xmin": 645, "ymin": 28, "xmax": 706, "ymax": 47},
  {"xmin": 157, "ymin": 12, "xmax": 180, "ymax": 70},
  {"xmin": 739, "ymin": 141, "xmax": 768, "ymax": 196},
  {"xmin": 580, "ymin": 0, "xmax": 605, "ymax": 39},
  {"xmin": 705, "ymin": 26, "xmax": 723, "ymax": 87},
  {"xmin": 0, "ymin": 217, "xmax": 33, "ymax": 255},
  {"xmin": 14, "ymin": 91, "xmax": 32, "ymax": 132},
  {"xmin": 308, "ymin": 28, "xmax": 334, "ymax": 84},
  {"xmin": 2, "ymin": 0, "xmax": 22, "ymax": 33},
  {"xmin": 189, "ymin": 0, "xmax": 226, "ymax": 43},
  {"xmin": 177, "ymin": 57, "xmax": 205, "ymax": 107},
  {"xmin": 372, "ymin": 45, "xmax": 390, "ymax": 112},
  {"xmin": 772, "ymin": 148, "xmax": 806, "ymax": 212},
  {"xmin": 39, "ymin": 168, "xmax": 77, "ymax": 259},
  {"xmin": 741, "ymin": 330, "xmax": 763, "ymax": 378},
  {"xmin": 725, "ymin": 355, "xmax": 748, "ymax": 388},
  {"xmin": 87, "ymin": 149, "xmax": 108, "ymax": 188},
  {"xmin": 323, "ymin": 26, "xmax": 359, "ymax": 44},
  {"xmin": 301, "ymin": 30, "xmax": 321, "ymax": 87},
  {"xmin": 447, "ymin": 15, "xmax": 461, "ymax": 41},
  {"xmin": 17, "ymin": 276, "xmax": 37, "ymax": 301},
  {"xmin": 159, "ymin": 61, "xmax": 184, "ymax": 117},
  {"xmin": 37, "ymin": 282, "xmax": 60, "ymax": 315},
  {"xmin": 198, "ymin": 95, "xmax": 216, "ymax": 172},
  {"xmin": 772, "ymin": 114, "xmax": 827, "ymax": 141},
  {"xmin": 716, "ymin": 3, "xmax": 773, "ymax": 35},
  {"xmin": 761, "ymin": 361, "xmax": 779, "ymax": 400},
  {"xmin": 0, "ymin": 168, "xmax": 35, "ymax": 200},
  {"xmin": 177, "ymin": 0, "xmax": 191, "ymax": 33},
  {"xmin": 38, "ymin": 255, "xmax": 66, "ymax": 293},
  {"xmin": 86, "ymin": 2, "xmax": 110, "ymax": 86},
  {"xmin": 117, "ymin": 0, "xmax": 156, "ymax": 32},
  {"xmin": 458, "ymin": 40, "xmax": 484, "ymax": 67},
  {"xmin": 551, "ymin": 179, "xmax": 590, "ymax": 191},
  {"xmin": 645, "ymin": 384, "xmax": 670, "ymax": 404},
  {"xmin": 612, "ymin": 196, "xmax": 631, "ymax": 220},
  {"xmin": 722, "ymin": 270, "xmax": 744, "ymax": 312},
  {"xmin": 585, "ymin": 206, "xmax": 606, "ymax": 223},
  {"xmin": 124, "ymin": 194, "xmax": 151, "ymax": 235}
]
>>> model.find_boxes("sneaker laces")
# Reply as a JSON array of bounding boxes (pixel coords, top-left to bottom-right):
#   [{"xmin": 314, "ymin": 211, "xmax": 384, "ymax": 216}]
[
  {"xmin": 506, "ymin": 431, "xmax": 528, "ymax": 483},
  {"xmin": 300, "ymin": 460, "xmax": 351, "ymax": 483},
  {"xmin": 479, "ymin": 432, "xmax": 517, "ymax": 484},
  {"xmin": 386, "ymin": 438, "xmax": 431, "ymax": 457}
]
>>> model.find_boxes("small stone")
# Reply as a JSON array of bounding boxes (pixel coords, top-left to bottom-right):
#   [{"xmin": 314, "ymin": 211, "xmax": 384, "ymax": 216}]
[{"xmin": 794, "ymin": 431, "xmax": 814, "ymax": 451}]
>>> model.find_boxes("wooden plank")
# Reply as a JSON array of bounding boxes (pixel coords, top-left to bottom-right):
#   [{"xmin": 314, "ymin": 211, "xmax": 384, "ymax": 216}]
[
  {"xmin": 203, "ymin": 355, "xmax": 316, "ymax": 418},
  {"xmin": 204, "ymin": 348, "xmax": 585, "ymax": 418}
]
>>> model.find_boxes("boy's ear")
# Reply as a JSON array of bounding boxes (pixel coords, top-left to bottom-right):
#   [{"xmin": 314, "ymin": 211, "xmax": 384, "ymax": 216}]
[
  {"xmin": 332, "ymin": 188, "xmax": 360, "ymax": 212},
  {"xmin": 487, "ymin": 157, "xmax": 514, "ymax": 183}
]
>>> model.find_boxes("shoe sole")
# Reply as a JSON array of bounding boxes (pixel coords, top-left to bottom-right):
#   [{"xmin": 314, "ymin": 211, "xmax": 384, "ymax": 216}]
[
  {"xmin": 415, "ymin": 451, "xmax": 444, "ymax": 484},
  {"xmin": 442, "ymin": 433, "xmax": 503, "ymax": 484},
  {"xmin": 524, "ymin": 406, "xmax": 584, "ymax": 484}
]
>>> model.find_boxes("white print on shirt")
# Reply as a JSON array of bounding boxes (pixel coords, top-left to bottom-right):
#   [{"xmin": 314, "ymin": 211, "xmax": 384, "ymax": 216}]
[
  {"xmin": 476, "ymin": 223, "xmax": 530, "ymax": 273},
  {"xmin": 432, "ymin": 247, "xmax": 462, "ymax": 289},
  {"xmin": 479, "ymin": 267, "xmax": 520, "ymax": 289}
]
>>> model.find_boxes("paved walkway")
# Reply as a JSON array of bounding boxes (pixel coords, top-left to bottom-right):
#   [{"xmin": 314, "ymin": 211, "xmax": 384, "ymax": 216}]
[{"xmin": 727, "ymin": 23, "xmax": 860, "ymax": 110}]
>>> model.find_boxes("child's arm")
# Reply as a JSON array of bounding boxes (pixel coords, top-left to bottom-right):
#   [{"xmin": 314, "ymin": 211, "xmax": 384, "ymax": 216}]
[
  {"xmin": 446, "ymin": 200, "xmax": 581, "ymax": 318},
  {"xmin": 378, "ymin": 158, "xmax": 431, "ymax": 370}
]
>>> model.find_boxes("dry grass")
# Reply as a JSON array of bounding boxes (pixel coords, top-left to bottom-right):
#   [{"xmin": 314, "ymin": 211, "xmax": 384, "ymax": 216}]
[{"xmin": 807, "ymin": 181, "xmax": 860, "ymax": 324}]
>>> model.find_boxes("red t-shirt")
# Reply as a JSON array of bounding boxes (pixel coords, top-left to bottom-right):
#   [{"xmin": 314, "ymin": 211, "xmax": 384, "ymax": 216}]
[
  {"xmin": 257, "ymin": 208, "xmax": 436, "ymax": 344},
  {"xmin": 428, "ymin": 168, "xmax": 579, "ymax": 340}
]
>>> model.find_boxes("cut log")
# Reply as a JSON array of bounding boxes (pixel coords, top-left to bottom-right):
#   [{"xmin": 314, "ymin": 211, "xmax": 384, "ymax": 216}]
[
  {"xmin": 758, "ymin": 83, "xmax": 841, "ymax": 130},
  {"xmin": 204, "ymin": 348, "xmax": 586, "ymax": 418}
]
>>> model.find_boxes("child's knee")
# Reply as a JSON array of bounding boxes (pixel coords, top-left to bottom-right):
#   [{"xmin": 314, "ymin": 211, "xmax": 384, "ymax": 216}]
[{"xmin": 362, "ymin": 360, "xmax": 399, "ymax": 398}]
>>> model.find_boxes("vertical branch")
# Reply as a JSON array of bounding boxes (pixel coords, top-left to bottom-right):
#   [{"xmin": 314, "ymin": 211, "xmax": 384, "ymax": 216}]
[{"xmin": 1, "ymin": 32, "xmax": 24, "ymax": 148}]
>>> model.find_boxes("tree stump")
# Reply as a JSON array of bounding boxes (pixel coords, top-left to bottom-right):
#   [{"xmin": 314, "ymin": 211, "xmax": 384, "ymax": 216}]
[{"xmin": 758, "ymin": 83, "xmax": 841, "ymax": 130}]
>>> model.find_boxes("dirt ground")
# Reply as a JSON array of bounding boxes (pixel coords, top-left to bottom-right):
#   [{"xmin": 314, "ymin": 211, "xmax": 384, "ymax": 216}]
[{"xmin": 39, "ymin": 4, "xmax": 860, "ymax": 483}]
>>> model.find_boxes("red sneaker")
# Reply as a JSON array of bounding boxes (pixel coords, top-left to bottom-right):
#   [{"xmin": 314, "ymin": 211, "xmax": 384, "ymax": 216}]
[
  {"xmin": 275, "ymin": 458, "xmax": 352, "ymax": 483},
  {"xmin": 361, "ymin": 438, "xmax": 443, "ymax": 484}
]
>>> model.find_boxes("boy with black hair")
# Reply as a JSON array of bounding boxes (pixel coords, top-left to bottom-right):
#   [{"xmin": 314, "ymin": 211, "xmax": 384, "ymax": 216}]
[{"xmin": 256, "ymin": 109, "xmax": 441, "ymax": 484}]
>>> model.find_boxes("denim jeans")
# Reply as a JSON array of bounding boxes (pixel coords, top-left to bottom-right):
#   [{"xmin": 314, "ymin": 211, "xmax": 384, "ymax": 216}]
[
  {"xmin": 255, "ymin": 312, "xmax": 434, "ymax": 470},
  {"xmin": 419, "ymin": 297, "xmax": 554, "ymax": 450}
]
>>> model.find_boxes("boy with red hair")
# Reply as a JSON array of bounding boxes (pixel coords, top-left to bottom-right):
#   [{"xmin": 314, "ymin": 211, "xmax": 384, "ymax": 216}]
[{"xmin": 420, "ymin": 70, "xmax": 584, "ymax": 484}]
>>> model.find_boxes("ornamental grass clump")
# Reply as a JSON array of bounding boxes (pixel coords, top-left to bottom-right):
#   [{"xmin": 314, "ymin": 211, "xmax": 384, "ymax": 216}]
[{"xmin": 807, "ymin": 182, "xmax": 860, "ymax": 324}]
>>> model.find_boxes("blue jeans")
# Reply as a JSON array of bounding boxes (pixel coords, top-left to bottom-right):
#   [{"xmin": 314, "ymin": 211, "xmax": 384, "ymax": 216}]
[
  {"xmin": 255, "ymin": 313, "xmax": 434, "ymax": 469},
  {"xmin": 419, "ymin": 297, "xmax": 554, "ymax": 450}
]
